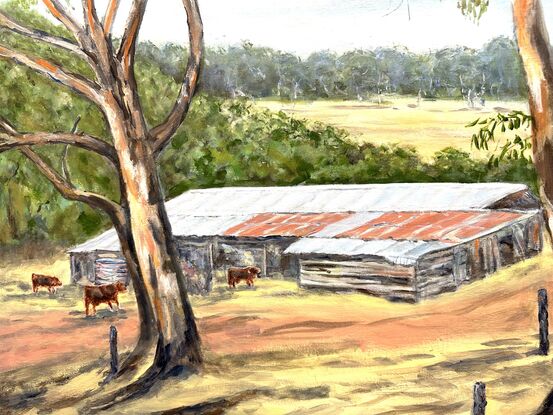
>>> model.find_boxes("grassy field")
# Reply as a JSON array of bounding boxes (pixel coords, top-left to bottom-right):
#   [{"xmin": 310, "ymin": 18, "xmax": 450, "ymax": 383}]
[
  {"xmin": 257, "ymin": 97, "xmax": 529, "ymax": 158},
  {"xmin": 2, "ymin": 249, "xmax": 553, "ymax": 414}
]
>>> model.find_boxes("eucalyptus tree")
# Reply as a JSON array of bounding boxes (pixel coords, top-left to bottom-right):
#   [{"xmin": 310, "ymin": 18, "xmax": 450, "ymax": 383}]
[{"xmin": 0, "ymin": 0, "xmax": 205, "ymax": 402}]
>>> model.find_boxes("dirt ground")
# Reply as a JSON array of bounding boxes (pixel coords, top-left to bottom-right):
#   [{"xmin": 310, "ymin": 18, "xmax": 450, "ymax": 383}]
[{"xmin": 2, "ymin": 250, "xmax": 553, "ymax": 414}]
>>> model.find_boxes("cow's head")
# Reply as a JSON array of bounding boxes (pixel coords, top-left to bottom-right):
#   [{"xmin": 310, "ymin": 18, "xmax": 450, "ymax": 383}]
[
  {"xmin": 115, "ymin": 281, "xmax": 128, "ymax": 293},
  {"xmin": 248, "ymin": 266, "xmax": 262, "ymax": 278},
  {"xmin": 52, "ymin": 277, "xmax": 63, "ymax": 286}
]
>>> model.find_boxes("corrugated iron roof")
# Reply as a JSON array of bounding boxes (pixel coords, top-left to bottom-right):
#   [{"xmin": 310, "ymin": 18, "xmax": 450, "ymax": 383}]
[
  {"xmin": 223, "ymin": 213, "xmax": 349, "ymax": 237},
  {"xmin": 336, "ymin": 211, "xmax": 525, "ymax": 243},
  {"xmin": 283, "ymin": 238, "xmax": 452, "ymax": 265},
  {"xmin": 163, "ymin": 183, "xmax": 532, "ymax": 216},
  {"xmin": 69, "ymin": 183, "xmax": 539, "ymax": 256}
]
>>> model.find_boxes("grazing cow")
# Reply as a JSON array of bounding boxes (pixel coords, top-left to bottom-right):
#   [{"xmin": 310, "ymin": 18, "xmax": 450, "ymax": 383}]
[
  {"xmin": 227, "ymin": 266, "xmax": 261, "ymax": 288},
  {"xmin": 31, "ymin": 273, "xmax": 62, "ymax": 294},
  {"xmin": 84, "ymin": 281, "xmax": 127, "ymax": 316}
]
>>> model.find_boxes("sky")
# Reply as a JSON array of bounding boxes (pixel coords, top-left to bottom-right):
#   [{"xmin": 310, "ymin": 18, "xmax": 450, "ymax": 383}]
[{"xmin": 47, "ymin": 0, "xmax": 553, "ymax": 56}]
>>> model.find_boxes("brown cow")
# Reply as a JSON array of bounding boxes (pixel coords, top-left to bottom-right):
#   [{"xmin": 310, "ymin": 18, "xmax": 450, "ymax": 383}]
[
  {"xmin": 227, "ymin": 266, "xmax": 261, "ymax": 288},
  {"xmin": 31, "ymin": 273, "xmax": 62, "ymax": 294},
  {"xmin": 84, "ymin": 281, "xmax": 127, "ymax": 316}
]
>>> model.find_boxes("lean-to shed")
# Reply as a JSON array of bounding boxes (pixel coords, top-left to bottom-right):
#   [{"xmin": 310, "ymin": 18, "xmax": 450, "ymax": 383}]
[{"xmin": 68, "ymin": 183, "xmax": 543, "ymax": 300}]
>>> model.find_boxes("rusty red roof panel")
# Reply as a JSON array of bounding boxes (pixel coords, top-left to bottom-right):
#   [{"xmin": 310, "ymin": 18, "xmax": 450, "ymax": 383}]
[
  {"xmin": 223, "ymin": 211, "xmax": 526, "ymax": 241},
  {"xmin": 223, "ymin": 212, "xmax": 350, "ymax": 237},
  {"xmin": 336, "ymin": 211, "xmax": 525, "ymax": 242}
]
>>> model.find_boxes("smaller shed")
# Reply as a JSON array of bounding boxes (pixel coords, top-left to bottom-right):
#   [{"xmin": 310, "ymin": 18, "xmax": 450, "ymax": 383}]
[
  {"xmin": 284, "ymin": 209, "xmax": 543, "ymax": 302},
  {"xmin": 69, "ymin": 231, "xmax": 129, "ymax": 286}
]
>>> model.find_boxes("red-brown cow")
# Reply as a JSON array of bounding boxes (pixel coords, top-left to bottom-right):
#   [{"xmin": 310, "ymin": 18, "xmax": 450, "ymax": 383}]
[
  {"xmin": 227, "ymin": 266, "xmax": 261, "ymax": 288},
  {"xmin": 84, "ymin": 281, "xmax": 127, "ymax": 316},
  {"xmin": 31, "ymin": 273, "xmax": 62, "ymax": 294}
]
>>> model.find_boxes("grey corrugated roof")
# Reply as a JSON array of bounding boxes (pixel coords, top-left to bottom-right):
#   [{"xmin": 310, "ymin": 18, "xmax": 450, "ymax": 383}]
[
  {"xmin": 69, "ymin": 183, "xmax": 534, "ymax": 254},
  {"xmin": 164, "ymin": 183, "xmax": 530, "ymax": 215},
  {"xmin": 283, "ymin": 238, "xmax": 452, "ymax": 265}
]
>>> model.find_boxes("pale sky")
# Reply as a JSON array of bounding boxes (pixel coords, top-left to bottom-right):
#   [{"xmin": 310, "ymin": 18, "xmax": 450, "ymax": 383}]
[{"xmin": 40, "ymin": 0, "xmax": 553, "ymax": 56}]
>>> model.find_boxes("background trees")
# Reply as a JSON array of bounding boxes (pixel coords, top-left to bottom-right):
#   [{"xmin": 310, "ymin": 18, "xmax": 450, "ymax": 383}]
[{"xmin": 189, "ymin": 37, "xmax": 526, "ymax": 100}]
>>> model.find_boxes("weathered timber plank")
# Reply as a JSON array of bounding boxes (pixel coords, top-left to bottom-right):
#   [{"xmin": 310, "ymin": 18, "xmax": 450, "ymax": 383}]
[
  {"xmin": 300, "ymin": 279, "xmax": 416, "ymax": 300},
  {"xmin": 301, "ymin": 260, "xmax": 415, "ymax": 276},
  {"xmin": 300, "ymin": 273, "xmax": 414, "ymax": 288},
  {"xmin": 301, "ymin": 264, "xmax": 414, "ymax": 279}
]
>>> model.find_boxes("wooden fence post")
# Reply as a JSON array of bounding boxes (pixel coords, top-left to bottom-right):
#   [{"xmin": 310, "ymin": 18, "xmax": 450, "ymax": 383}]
[
  {"xmin": 109, "ymin": 325, "xmax": 118, "ymax": 374},
  {"xmin": 472, "ymin": 382, "xmax": 486, "ymax": 415},
  {"xmin": 538, "ymin": 288, "xmax": 549, "ymax": 356}
]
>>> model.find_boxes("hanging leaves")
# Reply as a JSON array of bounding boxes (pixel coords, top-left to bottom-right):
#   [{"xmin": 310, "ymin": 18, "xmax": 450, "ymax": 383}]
[
  {"xmin": 457, "ymin": 0, "xmax": 489, "ymax": 22},
  {"xmin": 467, "ymin": 110, "xmax": 533, "ymax": 167}
]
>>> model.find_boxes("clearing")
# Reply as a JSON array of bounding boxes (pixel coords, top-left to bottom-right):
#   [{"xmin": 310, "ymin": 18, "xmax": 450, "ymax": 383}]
[
  {"xmin": 1, "ymin": 249, "xmax": 553, "ymax": 414},
  {"xmin": 257, "ymin": 97, "xmax": 529, "ymax": 158}
]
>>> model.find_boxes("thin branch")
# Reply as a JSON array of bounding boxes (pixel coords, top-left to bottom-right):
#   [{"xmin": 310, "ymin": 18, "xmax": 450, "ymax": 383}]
[
  {"xmin": 80, "ymin": 0, "xmax": 119, "ymax": 88},
  {"xmin": 383, "ymin": 0, "xmax": 404, "ymax": 17},
  {"xmin": 0, "ymin": 131, "xmax": 117, "ymax": 166},
  {"xmin": 151, "ymin": 0, "xmax": 203, "ymax": 155},
  {"xmin": 103, "ymin": 0, "xmax": 121, "ymax": 37},
  {"xmin": 117, "ymin": 0, "xmax": 147, "ymax": 69},
  {"xmin": 0, "ymin": 12, "xmax": 91, "ymax": 63},
  {"xmin": 62, "ymin": 143, "xmax": 71, "ymax": 184},
  {"xmin": 0, "ymin": 113, "xmax": 117, "ymax": 169},
  {"xmin": 20, "ymin": 146, "xmax": 123, "ymax": 223},
  {"xmin": 41, "ymin": 0, "xmax": 85, "ymax": 44},
  {"xmin": 0, "ymin": 117, "xmax": 17, "ymax": 135},
  {"xmin": 0, "ymin": 44, "xmax": 103, "ymax": 106},
  {"xmin": 83, "ymin": 0, "xmax": 103, "ymax": 36},
  {"xmin": 61, "ymin": 116, "xmax": 82, "ymax": 185}
]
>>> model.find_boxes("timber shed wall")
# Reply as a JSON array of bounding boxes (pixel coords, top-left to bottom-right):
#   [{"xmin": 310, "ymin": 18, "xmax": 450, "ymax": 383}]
[
  {"xmin": 298, "ymin": 255, "xmax": 417, "ymax": 302},
  {"xmin": 297, "ymin": 211, "xmax": 545, "ymax": 302}
]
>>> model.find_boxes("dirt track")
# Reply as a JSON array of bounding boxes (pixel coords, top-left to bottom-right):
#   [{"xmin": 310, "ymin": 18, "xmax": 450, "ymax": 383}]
[{"xmin": 0, "ymin": 258, "xmax": 550, "ymax": 374}]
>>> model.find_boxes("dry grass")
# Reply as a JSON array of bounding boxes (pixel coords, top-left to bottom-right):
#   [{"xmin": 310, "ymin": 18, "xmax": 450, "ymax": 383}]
[
  {"xmin": 256, "ymin": 97, "xmax": 529, "ymax": 158},
  {"xmin": 2, "ymin": 249, "xmax": 553, "ymax": 414}
]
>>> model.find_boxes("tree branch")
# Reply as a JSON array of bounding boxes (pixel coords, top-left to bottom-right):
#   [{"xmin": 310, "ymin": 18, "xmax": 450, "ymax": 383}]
[
  {"xmin": 19, "ymin": 146, "xmax": 124, "ymax": 223},
  {"xmin": 83, "ymin": 0, "xmax": 103, "ymax": 37},
  {"xmin": 0, "ymin": 11, "xmax": 91, "ymax": 63},
  {"xmin": 117, "ymin": 0, "xmax": 147, "ymax": 67},
  {"xmin": 103, "ymin": 0, "xmax": 121, "ymax": 37},
  {"xmin": 151, "ymin": 0, "xmax": 203, "ymax": 155},
  {"xmin": 61, "ymin": 116, "xmax": 81, "ymax": 185},
  {"xmin": 0, "ymin": 44, "xmax": 103, "ymax": 106},
  {"xmin": 0, "ymin": 131, "xmax": 117, "ymax": 166},
  {"xmin": 41, "ymin": 0, "xmax": 86, "ymax": 44},
  {"xmin": 0, "ymin": 114, "xmax": 118, "ymax": 168}
]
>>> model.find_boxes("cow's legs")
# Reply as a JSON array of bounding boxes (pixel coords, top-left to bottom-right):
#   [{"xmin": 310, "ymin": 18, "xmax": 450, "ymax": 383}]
[
  {"xmin": 85, "ymin": 299, "xmax": 90, "ymax": 316},
  {"xmin": 108, "ymin": 302, "xmax": 115, "ymax": 312}
]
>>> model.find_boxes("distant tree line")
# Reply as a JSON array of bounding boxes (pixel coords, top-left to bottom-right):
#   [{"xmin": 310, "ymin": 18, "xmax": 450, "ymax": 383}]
[{"xmin": 137, "ymin": 36, "xmax": 527, "ymax": 101}]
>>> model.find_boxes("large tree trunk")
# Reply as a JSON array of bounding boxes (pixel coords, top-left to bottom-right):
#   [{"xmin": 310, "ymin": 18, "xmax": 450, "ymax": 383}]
[
  {"xmin": 102, "ymin": 89, "xmax": 203, "ymax": 379},
  {"xmin": 111, "ymin": 217, "xmax": 157, "ymax": 376},
  {"xmin": 120, "ymin": 140, "xmax": 203, "ymax": 374},
  {"xmin": 513, "ymin": 0, "xmax": 553, "ymax": 232},
  {"xmin": 513, "ymin": 3, "xmax": 553, "ymax": 413}
]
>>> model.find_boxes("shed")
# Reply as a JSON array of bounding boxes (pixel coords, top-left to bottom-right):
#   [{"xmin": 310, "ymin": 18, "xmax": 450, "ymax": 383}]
[{"xmin": 68, "ymin": 183, "xmax": 543, "ymax": 300}]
